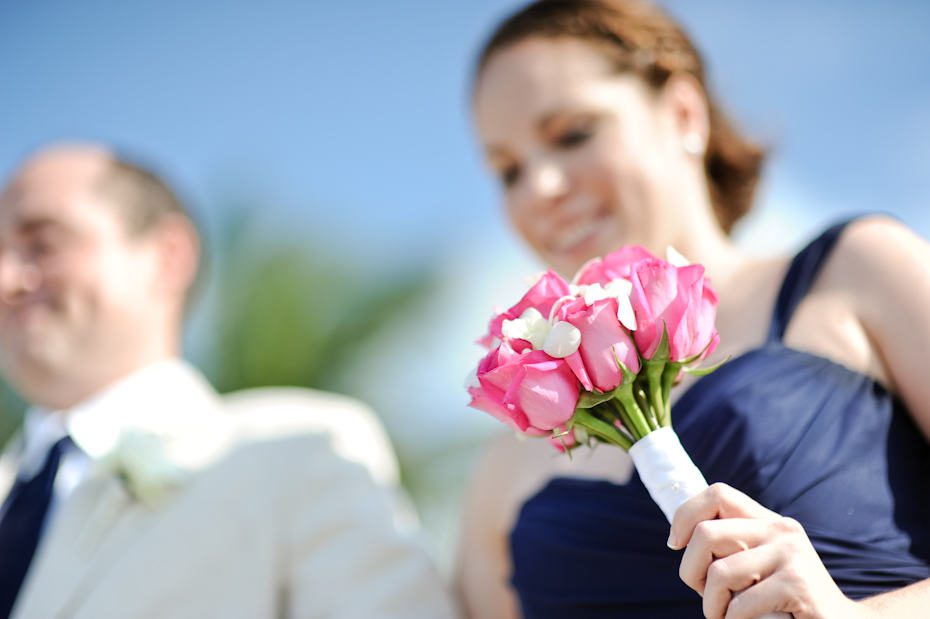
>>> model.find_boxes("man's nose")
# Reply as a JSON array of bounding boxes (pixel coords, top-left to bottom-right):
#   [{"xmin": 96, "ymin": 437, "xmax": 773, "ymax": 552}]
[{"xmin": 0, "ymin": 252, "xmax": 42, "ymax": 305}]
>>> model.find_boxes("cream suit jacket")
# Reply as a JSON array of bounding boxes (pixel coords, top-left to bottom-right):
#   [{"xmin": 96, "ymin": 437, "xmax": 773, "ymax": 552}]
[{"xmin": 0, "ymin": 370, "xmax": 456, "ymax": 619}]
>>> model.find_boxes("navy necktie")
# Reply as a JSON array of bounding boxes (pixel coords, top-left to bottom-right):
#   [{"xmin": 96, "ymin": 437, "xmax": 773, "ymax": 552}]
[{"xmin": 0, "ymin": 436, "xmax": 72, "ymax": 619}]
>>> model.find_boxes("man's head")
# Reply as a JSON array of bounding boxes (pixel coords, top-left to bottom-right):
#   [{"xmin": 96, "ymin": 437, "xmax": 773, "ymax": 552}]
[{"xmin": 0, "ymin": 144, "xmax": 200, "ymax": 409}]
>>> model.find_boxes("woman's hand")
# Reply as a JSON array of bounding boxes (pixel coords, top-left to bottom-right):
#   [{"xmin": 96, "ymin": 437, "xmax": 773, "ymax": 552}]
[{"xmin": 668, "ymin": 483, "xmax": 875, "ymax": 619}]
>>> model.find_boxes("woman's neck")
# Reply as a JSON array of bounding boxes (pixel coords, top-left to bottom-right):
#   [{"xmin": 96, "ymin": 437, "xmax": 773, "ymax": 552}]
[{"xmin": 672, "ymin": 211, "xmax": 751, "ymax": 290}]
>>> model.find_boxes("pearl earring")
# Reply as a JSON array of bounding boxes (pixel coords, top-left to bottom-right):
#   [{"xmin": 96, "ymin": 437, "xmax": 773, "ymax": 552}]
[{"xmin": 682, "ymin": 133, "xmax": 704, "ymax": 156}]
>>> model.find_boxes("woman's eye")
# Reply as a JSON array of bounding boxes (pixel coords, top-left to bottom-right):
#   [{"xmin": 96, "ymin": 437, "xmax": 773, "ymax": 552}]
[
  {"xmin": 501, "ymin": 165, "xmax": 522, "ymax": 188},
  {"xmin": 556, "ymin": 126, "xmax": 594, "ymax": 148}
]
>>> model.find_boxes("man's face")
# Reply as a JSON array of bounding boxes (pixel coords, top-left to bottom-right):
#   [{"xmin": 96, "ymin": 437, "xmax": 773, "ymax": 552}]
[{"xmin": 0, "ymin": 149, "xmax": 164, "ymax": 402}]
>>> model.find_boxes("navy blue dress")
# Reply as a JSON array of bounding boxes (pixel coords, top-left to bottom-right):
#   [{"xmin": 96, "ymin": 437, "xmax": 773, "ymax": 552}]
[{"xmin": 510, "ymin": 220, "xmax": 930, "ymax": 618}]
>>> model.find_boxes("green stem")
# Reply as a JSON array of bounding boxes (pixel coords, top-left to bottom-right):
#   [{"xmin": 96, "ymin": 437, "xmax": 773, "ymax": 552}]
[
  {"xmin": 573, "ymin": 409, "xmax": 633, "ymax": 451},
  {"xmin": 660, "ymin": 362, "xmax": 681, "ymax": 427},
  {"xmin": 633, "ymin": 383, "xmax": 658, "ymax": 431},
  {"xmin": 649, "ymin": 374, "xmax": 665, "ymax": 428},
  {"xmin": 644, "ymin": 358, "xmax": 666, "ymax": 421},
  {"xmin": 612, "ymin": 386, "xmax": 652, "ymax": 440},
  {"xmin": 605, "ymin": 398, "xmax": 637, "ymax": 441},
  {"xmin": 594, "ymin": 402, "xmax": 636, "ymax": 446}
]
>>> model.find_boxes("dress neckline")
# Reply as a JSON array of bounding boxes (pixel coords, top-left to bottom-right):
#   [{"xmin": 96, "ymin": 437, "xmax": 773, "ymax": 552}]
[{"xmin": 542, "ymin": 341, "xmax": 894, "ymax": 489}]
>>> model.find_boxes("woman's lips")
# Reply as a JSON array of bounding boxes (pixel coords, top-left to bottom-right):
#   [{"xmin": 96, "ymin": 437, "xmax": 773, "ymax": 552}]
[{"xmin": 546, "ymin": 209, "xmax": 611, "ymax": 255}]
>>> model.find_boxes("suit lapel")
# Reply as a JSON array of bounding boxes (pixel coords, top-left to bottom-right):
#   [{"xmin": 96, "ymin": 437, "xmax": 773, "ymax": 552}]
[
  {"xmin": 12, "ymin": 473, "xmax": 138, "ymax": 619},
  {"xmin": 11, "ymin": 362, "xmax": 236, "ymax": 619},
  {"xmin": 13, "ymin": 419, "xmax": 236, "ymax": 618}
]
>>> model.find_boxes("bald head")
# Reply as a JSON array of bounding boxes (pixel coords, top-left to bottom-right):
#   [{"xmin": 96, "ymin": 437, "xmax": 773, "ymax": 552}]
[{"xmin": 3, "ymin": 143, "xmax": 190, "ymax": 239}]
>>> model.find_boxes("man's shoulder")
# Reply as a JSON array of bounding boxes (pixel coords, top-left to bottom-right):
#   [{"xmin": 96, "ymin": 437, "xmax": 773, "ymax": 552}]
[{"xmin": 220, "ymin": 387, "xmax": 401, "ymax": 487}]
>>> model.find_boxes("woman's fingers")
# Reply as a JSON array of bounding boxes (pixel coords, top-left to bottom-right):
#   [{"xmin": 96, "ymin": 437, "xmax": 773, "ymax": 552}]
[
  {"xmin": 718, "ymin": 570, "xmax": 793, "ymax": 619},
  {"xmin": 670, "ymin": 484, "xmax": 859, "ymax": 618},
  {"xmin": 700, "ymin": 543, "xmax": 781, "ymax": 619},
  {"xmin": 678, "ymin": 517, "xmax": 780, "ymax": 594},
  {"xmin": 669, "ymin": 482, "xmax": 778, "ymax": 550}
]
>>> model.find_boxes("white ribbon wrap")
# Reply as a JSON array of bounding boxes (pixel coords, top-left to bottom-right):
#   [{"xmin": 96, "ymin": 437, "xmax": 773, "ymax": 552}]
[
  {"xmin": 629, "ymin": 427, "xmax": 708, "ymax": 523},
  {"xmin": 629, "ymin": 427, "xmax": 791, "ymax": 619}
]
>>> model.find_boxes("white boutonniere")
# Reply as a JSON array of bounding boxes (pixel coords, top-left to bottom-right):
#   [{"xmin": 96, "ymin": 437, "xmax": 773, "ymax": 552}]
[
  {"xmin": 62, "ymin": 361, "xmax": 234, "ymax": 508},
  {"xmin": 92, "ymin": 428, "xmax": 190, "ymax": 507}
]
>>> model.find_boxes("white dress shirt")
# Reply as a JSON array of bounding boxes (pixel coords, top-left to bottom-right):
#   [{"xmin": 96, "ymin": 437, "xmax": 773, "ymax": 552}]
[{"xmin": 8, "ymin": 359, "xmax": 206, "ymax": 513}]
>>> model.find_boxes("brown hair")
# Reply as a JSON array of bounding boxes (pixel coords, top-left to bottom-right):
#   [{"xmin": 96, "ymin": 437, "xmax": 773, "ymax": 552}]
[
  {"xmin": 475, "ymin": 0, "xmax": 765, "ymax": 233},
  {"xmin": 94, "ymin": 152, "xmax": 205, "ymax": 308},
  {"xmin": 94, "ymin": 155, "xmax": 191, "ymax": 237}
]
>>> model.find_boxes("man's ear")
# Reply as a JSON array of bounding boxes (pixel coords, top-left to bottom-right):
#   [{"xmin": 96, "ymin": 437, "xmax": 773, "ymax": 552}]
[
  {"xmin": 153, "ymin": 212, "xmax": 200, "ymax": 302},
  {"xmin": 659, "ymin": 72, "xmax": 710, "ymax": 155}
]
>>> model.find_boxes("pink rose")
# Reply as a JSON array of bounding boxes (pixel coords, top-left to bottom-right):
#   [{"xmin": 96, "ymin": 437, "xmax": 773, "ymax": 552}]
[
  {"xmin": 478, "ymin": 270, "xmax": 571, "ymax": 348},
  {"xmin": 468, "ymin": 341, "xmax": 580, "ymax": 434},
  {"xmin": 629, "ymin": 259, "xmax": 719, "ymax": 362},
  {"xmin": 573, "ymin": 245, "xmax": 656, "ymax": 286},
  {"xmin": 555, "ymin": 297, "xmax": 641, "ymax": 392}
]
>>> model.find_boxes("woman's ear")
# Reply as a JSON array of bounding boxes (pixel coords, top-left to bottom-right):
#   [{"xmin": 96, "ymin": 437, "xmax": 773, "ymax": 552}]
[{"xmin": 660, "ymin": 73, "xmax": 711, "ymax": 157}]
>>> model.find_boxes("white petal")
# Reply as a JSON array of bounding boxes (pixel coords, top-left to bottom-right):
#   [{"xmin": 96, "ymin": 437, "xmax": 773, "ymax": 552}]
[
  {"xmin": 604, "ymin": 278, "xmax": 632, "ymax": 297},
  {"xmin": 501, "ymin": 308, "xmax": 535, "ymax": 339},
  {"xmin": 502, "ymin": 307, "xmax": 550, "ymax": 349},
  {"xmin": 616, "ymin": 296, "xmax": 638, "ymax": 331},
  {"xmin": 543, "ymin": 321, "xmax": 582, "ymax": 358},
  {"xmin": 666, "ymin": 246, "xmax": 690, "ymax": 267},
  {"xmin": 583, "ymin": 283, "xmax": 609, "ymax": 306},
  {"xmin": 520, "ymin": 307, "xmax": 546, "ymax": 325}
]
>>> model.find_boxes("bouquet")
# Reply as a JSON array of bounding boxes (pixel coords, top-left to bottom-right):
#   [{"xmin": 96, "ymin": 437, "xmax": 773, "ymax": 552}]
[
  {"xmin": 467, "ymin": 245, "xmax": 788, "ymax": 617},
  {"xmin": 467, "ymin": 245, "xmax": 723, "ymax": 519}
]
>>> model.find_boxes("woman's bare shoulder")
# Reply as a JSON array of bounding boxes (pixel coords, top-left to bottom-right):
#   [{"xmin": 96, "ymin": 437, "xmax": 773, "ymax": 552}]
[{"xmin": 814, "ymin": 215, "xmax": 929, "ymax": 344}]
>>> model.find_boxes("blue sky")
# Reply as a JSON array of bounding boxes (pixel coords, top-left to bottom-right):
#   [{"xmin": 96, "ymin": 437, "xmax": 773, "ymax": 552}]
[{"xmin": 3, "ymin": 0, "xmax": 928, "ymax": 255}]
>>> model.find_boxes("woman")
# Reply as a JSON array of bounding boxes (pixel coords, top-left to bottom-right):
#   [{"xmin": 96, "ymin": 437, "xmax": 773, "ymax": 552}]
[{"xmin": 456, "ymin": 1, "xmax": 930, "ymax": 618}]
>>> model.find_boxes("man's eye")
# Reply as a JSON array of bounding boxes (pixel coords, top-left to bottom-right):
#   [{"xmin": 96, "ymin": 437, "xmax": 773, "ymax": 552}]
[{"xmin": 26, "ymin": 238, "xmax": 54, "ymax": 258}]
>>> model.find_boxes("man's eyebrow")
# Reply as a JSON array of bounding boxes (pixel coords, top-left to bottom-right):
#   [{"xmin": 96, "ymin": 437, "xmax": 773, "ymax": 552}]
[{"xmin": 15, "ymin": 216, "xmax": 64, "ymax": 233}]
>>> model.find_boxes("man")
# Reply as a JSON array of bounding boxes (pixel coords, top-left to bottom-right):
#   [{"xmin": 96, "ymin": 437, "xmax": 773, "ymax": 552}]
[{"xmin": 0, "ymin": 144, "xmax": 456, "ymax": 619}]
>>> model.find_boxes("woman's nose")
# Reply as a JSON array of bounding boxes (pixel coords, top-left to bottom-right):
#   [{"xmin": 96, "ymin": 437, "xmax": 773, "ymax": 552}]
[{"xmin": 524, "ymin": 160, "xmax": 569, "ymax": 207}]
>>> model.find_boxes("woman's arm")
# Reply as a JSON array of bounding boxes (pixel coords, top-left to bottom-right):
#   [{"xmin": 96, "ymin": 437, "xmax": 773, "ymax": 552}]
[
  {"xmin": 860, "ymin": 580, "xmax": 930, "ymax": 615},
  {"xmin": 830, "ymin": 215, "xmax": 930, "ymax": 614},
  {"xmin": 666, "ymin": 218, "xmax": 930, "ymax": 618},
  {"xmin": 838, "ymin": 215, "xmax": 930, "ymax": 438},
  {"xmin": 454, "ymin": 433, "xmax": 526, "ymax": 619}
]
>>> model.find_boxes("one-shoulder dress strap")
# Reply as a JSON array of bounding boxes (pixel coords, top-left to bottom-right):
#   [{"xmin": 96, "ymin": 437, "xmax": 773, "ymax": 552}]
[{"xmin": 765, "ymin": 217, "xmax": 860, "ymax": 344}]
